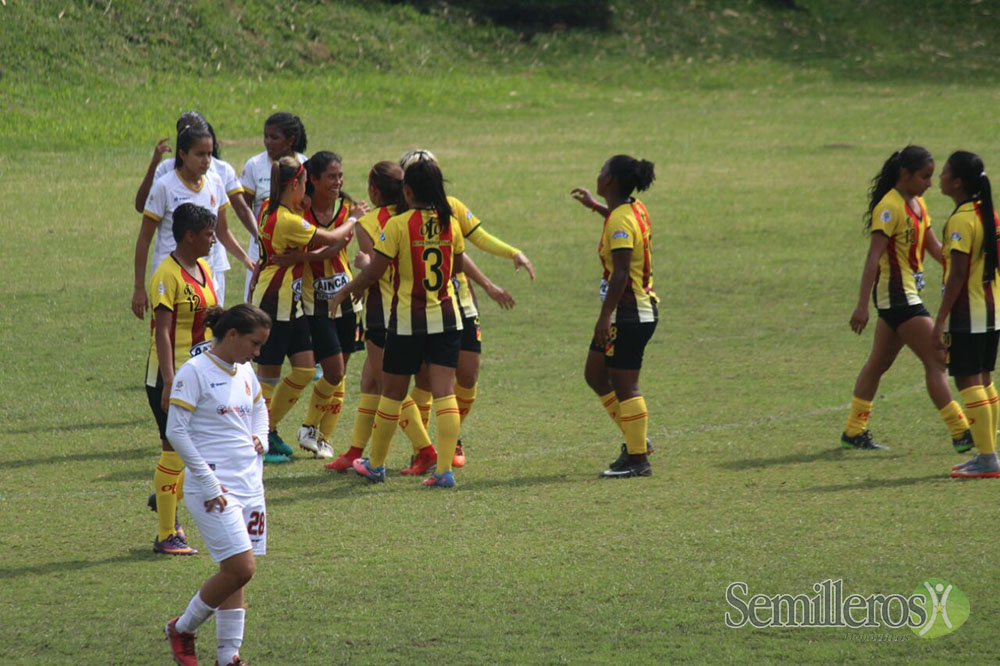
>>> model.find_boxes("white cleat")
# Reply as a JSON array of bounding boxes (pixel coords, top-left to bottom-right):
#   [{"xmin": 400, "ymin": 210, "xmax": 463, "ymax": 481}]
[
  {"xmin": 315, "ymin": 439, "xmax": 335, "ymax": 459},
  {"xmin": 297, "ymin": 425, "xmax": 320, "ymax": 454}
]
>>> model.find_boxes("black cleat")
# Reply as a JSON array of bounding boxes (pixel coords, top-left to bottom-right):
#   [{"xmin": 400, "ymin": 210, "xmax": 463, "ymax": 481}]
[
  {"xmin": 953, "ymin": 429, "xmax": 974, "ymax": 454},
  {"xmin": 840, "ymin": 430, "xmax": 888, "ymax": 450},
  {"xmin": 609, "ymin": 439, "xmax": 654, "ymax": 469},
  {"xmin": 601, "ymin": 456, "xmax": 652, "ymax": 479}
]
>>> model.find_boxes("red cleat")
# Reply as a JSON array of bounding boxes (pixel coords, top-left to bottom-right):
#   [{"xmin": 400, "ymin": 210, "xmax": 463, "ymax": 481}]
[
  {"xmin": 165, "ymin": 617, "xmax": 198, "ymax": 665},
  {"xmin": 401, "ymin": 446, "xmax": 437, "ymax": 475},
  {"xmin": 452, "ymin": 442, "xmax": 466, "ymax": 468},
  {"xmin": 325, "ymin": 446, "xmax": 364, "ymax": 472}
]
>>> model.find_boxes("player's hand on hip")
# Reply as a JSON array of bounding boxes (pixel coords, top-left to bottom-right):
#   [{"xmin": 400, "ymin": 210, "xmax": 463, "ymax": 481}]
[{"xmin": 205, "ymin": 486, "xmax": 229, "ymax": 512}]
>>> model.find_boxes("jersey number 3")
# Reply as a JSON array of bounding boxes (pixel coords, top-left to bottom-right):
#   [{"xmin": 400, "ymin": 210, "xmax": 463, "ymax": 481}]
[{"xmin": 422, "ymin": 247, "xmax": 444, "ymax": 292}]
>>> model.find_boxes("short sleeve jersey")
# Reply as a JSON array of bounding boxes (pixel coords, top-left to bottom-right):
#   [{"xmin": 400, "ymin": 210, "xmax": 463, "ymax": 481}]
[
  {"xmin": 301, "ymin": 197, "xmax": 363, "ymax": 319},
  {"xmin": 941, "ymin": 201, "xmax": 1000, "ymax": 333},
  {"xmin": 240, "ymin": 152, "xmax": 308, "ymax": 264},
  {"xmin": 169, "ymin": 353, "xmax": 264, "ymax": 497},
  {"xmin": 599, "ymin": 199, "xmax": 658, "ymax": 324},
  {"xmin": 374, "ymin": 208, "xmax": 466, "ymax": 335},
  {"xmin": 869, "ymin": 189, "xmax": 930, "ymax": 310},
  {"xmin": 253, "ymin": 205, "xmax": 316, "ymax": 322},
  {"xmin": 143, "ymin": 170, "xmax": 231, "ymax": 275},
  {"xmin": 359, "ymin": 205, "xmax": 397, "ymax": 332},
  {"xmin": 146, "ymin": 256, "xmax": 218, "ymax": 386}
]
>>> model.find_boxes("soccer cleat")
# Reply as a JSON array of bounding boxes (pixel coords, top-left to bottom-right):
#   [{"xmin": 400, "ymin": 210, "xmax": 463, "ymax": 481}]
[
  {"xmin": 262, "ymin": 452, "xmax": 291, "ymax": 464},
  {"xmin": 840, "ymin": 430, "xmax": 888, "ymax": 450},
  {"xmin": 325, "ymin": 447, "xmax": 363, "ymax": 472},
  {"xmin": 165, "ymin": 617, "xmax": 198, "ymax": 665},
  {"xmin": 215, "ymin": 657, "xmax": 248, "ymax": 666},
  {"xmin": 154, "ymin": 534, "xmax": 198, "ymax": 556},
  {"xmin": 147, "ymin": 491, "xmax": 157, "ymax": 512},
  {"xmin": 401, "ymin": 446, "xmax": 437, "ymax": 475},
  {"xmin": 952, "ymin": 454, "xmax": 981, "ymax": 471},
  {"xmin": 352, "ymin": 457, "xmax": 386, "ymax": 483},
  {"xmin": 950, "ymin": 454, "xmax": 1000, "ymax": 478},
  {"xmin": 600, "ymin": 457, "xmax": 652, "ymax": 479},
  {"xmin": 953, "ymin": 430, "xmax": 974, "ymax": 454},
  {"xmin": 297, "ymin": 425, "xmax": 320, "ymax": 455},
  {"xmin": 147, "ymin": 493, "xmax": 186, "ymax": 540},
  {"xmin": 175, "ymin": 522, "xmax": 187, "ymax": 543},
  {"xmin": 423, "ymin": 470, "xmax": 456, "ymax": 487},
  {"xmin": 315, "ymin": 439, "xmax": 334, "ymax": 459},
  {"xmin": 268, "ymin": 430, "xmax": 294, "ymax": 457},
  {"xmin": 452, "ymin": 441, "xmax": 466, "ymax": 468},
  {"xmin": 608, "ymin": 440, "xmax": 655, "ymax": 470}
]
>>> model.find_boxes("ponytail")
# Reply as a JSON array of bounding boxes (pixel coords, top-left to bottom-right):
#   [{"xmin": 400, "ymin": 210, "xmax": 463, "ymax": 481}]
[
  {"xmin": 946, "ymin": 151, "xmax": 998, "ymax": 282},
  {"xmin": 606, "ymin": 154, "xmax": 655, "ymax": 197},
  {"xmin": 404, "ymin": 160, "xmax": 451, "ymax": 229},
  {"xmin": 369, "ymin": 161, "xmax": 407, "ymax": 212},
  {"xmin": 267, "ymin": 156, "xmax": 303, "ymax": 216},
  {"xmin": 864, "ymin": 145, "xmax": 932, "ymax": 230},
  {"xmin": 204, "ymin": 304, "xmax": 272, "ymax": 341}
]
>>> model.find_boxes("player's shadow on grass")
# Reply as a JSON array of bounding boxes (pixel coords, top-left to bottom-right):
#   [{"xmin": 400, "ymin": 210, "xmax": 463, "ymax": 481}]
[
  {"xmin": 726, "ymin": 449, "xmax": 905, "ymax": 471},
  {"xmin": 2, "ymin": 418, "xmax": 146, "ymax": 436},
  {"xmin": 0, "ymin": 548, "xmax": 154, "ymax": 580},
  {"xmin": 98, "ymin": 469, "xmax": 153, "ymax": 482},
  {"xmin": 785, "ymin": 474, "xmax": 944, "ymax": 494},
  {"xmin": 5, "ymin": 446, "xmax": 151, "ymax": 470}
]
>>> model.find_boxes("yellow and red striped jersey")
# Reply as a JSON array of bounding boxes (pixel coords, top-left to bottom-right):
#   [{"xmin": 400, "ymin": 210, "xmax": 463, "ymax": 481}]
[
  {"xmin": 359, "ymin": 205, "xmax": 396, "ymax": 332},
  {"xmin": 301, "ymin": 196, "xmax": 362, "ymax": 320},
  {"xmin": 253, "ymin": 205, "xmax": 316, "ymax": 322},
  {"xmin": 374, "ymin": 208, "xmax": 465, "ymax": 335},
  {"xmin": 870, "ymin": 190, "xmax": 930, "ymax": 310},
  {"xmin": 146, "ymin": 255, "xmax": 218, "ymax": 386},
  {"xmin": 942, "ymin": 201, "xmax": 1000, "ymax": 333},
  {"xmin": 599, "ymin": 199, "xmax": 658, "ymax": 324}
]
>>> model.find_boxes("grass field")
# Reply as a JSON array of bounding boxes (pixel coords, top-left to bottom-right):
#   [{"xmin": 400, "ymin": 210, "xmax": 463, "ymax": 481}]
[{"xmin": 4, "ymin": 2, "xmax": 1000, "ymax": 664}]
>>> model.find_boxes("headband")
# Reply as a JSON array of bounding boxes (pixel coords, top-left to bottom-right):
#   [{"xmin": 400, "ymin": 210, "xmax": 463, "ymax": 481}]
[{"xmin": 281, "ymin": 163, "xmax": 304, "ymax": 186}]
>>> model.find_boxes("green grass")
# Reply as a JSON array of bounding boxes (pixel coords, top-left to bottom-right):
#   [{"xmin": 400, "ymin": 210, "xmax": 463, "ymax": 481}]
[{"xmin": 4, "ymin": 1, "xmax": 1000, "ymax": 664}]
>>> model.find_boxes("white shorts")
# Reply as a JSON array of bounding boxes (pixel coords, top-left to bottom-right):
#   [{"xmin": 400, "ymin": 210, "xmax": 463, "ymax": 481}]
[{"xmin": 185, "ymin": 491, "xmax": 266, "ymax": 562}]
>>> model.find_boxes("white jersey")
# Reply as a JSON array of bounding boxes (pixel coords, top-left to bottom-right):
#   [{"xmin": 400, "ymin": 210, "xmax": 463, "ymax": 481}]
[
  {"xmin": 240, "ymin": 151, "xmax": 308, "ymax": 263},
  {"xmin": 144, "ymin": 169, "xmax": 231, "ymax": 276},
  {"xmin": 167, "ymin": 352, "xmax": 268, "ymax": 498}
]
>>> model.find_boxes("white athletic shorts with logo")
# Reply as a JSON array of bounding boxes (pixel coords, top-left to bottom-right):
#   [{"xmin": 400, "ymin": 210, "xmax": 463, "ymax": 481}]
[{"xmin": 185, "ymin": 490, "xmax": 266, "ymax": 562}]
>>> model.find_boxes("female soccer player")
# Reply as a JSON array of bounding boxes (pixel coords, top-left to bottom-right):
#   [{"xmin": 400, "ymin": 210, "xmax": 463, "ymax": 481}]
[
  {"xmin": 842, "ymin": 146, "xmax": 972, "ymax": 451},
  {"xmin": 132, "ymin": 125, "xmax": 253, "ymax": 318},
  {"xmin": 932, "ymin": 152, "xmax": 1000, "ymax": 478},
  {"xmin": 240, "ymin": 112, "xmax": 309, "ymax": 302},
  {"xmin": 330, "ymin": 159, "xmax": 466, "ymax": 487},
  {"xmin": 163, "ymin": 303, "xmax": 272, "ymax": 666},
  {"xmin": 134, "ymin": 111, "xmax": 258, "ymax": 304},
  {"xmin": 251, "ymin": 156, "xmax": 356, "ymax": 460},
  {"xmin": 572, "ymin": 155, "xmax": 657, "ymax": 478},
  {"xmin": 143, "ymin": 203, "xmax": 220, "ymax": 555},
  {"xmin": 398, "ymin": 149, "xmax": 532, "ymax": 469}
]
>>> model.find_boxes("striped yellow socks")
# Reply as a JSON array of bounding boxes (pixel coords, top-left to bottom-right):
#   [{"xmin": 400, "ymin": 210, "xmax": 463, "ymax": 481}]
[
  {"xmin": 599, "ymin": 391, "xmax": 625, "ymax": 433},
  {"xmin": 434, "ymin": 395, "xmax": 461, "ymax": 475},
  {"xmin": 960, "ymin": 386, "xmax": 995, "ymax": 454},
  {"xmin": 619, "ymin": 396, "xmax": 648, "ymax": 455},
  {"xmin": 845, "ymin": 396, "xmax": 873, "ymax": 438},
  {"xmin": 154, "ymin": 451, "xmax": 183, "ymax": 540},
  {"xmin": 939, "ymin": 400, "xmax": 971, "ymax": 440}
]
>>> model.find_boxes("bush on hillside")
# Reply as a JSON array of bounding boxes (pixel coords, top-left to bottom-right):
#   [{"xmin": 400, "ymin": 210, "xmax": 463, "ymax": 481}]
[{"xmin": 390, "ymin": 0, "xmax": 612, "ymax": 30}]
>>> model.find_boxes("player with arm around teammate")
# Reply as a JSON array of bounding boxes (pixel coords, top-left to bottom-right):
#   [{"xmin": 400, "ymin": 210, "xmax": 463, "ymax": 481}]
[{"xmin": 163, "ymin": 303, "xmax": 272, "ymax": 666}]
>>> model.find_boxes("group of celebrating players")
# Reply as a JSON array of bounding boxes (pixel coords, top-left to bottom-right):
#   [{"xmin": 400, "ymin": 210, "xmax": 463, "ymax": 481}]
[{"xmin": 130, "ymin": 110, "xmax": 659, "ymax": 665}]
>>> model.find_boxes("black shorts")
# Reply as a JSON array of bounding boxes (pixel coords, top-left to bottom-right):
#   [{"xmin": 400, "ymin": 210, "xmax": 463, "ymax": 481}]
[
  {"xmin": 366, "ymin": 327, "xmax": 386, "ymax": 349},
  {"xmin": 948, "ymin": 331, "xmax": 1000, "ymax": 377},
  {"xmin": 877, "ymin": 303, "xmax": 930, "ymax": 331},
  {"xmin": 307, "ymin": 313, "xmax": 359, "ymax": 362},
  {"xmin": 589, "ymin": 321, "xmax": 657, "ymax": 370},
  {"xmin": 383, "ymin": 330, "xmax": 462, "ymax": 376},
  {"xmin": 257, "ymin": 316, "xmax": 313, "ymax": 366},
  {"xmin": 146, "ymin": 372, "xmax": 168, "ymax": 441},
  {"xmin": 460, "ymin": 315, "xmax": 482, "ymax": 354}
]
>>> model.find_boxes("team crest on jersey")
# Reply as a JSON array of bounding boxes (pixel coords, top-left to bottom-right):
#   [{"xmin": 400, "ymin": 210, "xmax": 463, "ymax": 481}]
[
  {"xmin": 950, "ymin": 232, "xmax": 963, "ymax": 241},
  {"xmin": 612, "ymin": 230, "xmax": 629, "ymax": 240},
  {"xmin": 176, "ymin": 380, "xmax": 184, "ymax": 389},
  {"xmin": 880, "ymin": 209, "xmax": 892, "ymax": 224},
  {"xmin": 379, "ymin": 232, "xmax": 386, "ymax": 241}
]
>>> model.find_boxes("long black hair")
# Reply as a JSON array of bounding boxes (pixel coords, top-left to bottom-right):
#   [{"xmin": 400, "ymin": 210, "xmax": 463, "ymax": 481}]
[
  {"xmin": 947, "ymin": 151, "xmax": 998, "ymax": 282},
  {"xmin": 864, "ymin": 146, "xmax": 932, "ymax": 229},
  {"xmin": 265, "ymin": 112, "xmax": 307, "ymax": 154},
  {"xmin": 174, "ymin": 125, "xmax": 213, "ymax": 170},
  {"xmin": 369, "ymin": 161, "xmax": 407, "ymax": 212},
  {"xmin": 404, "ymin": 160, "xmax": 451, "ymax": 231},
  {"xmin": 606, "ymin": 154, "xmax": 655, "ymax": 198},
  {"xmin": 304, "ymin": 150, "xmax": 350, "ymax": 201},
  {"xmin": 204, "ymin": 303, "xmax": 272, "ymax": 340}
]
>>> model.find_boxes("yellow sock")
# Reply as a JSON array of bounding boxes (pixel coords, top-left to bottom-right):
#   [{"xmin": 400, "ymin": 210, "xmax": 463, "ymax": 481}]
[
  {"xmin": 318, "ymin": 378, "xmax": 347, "ymax": 440},
  {"xmin": 369, "ymin": 397, "xmax": 402, "ymax": 468},
  {"xmin": 269, "ymin": 366, "xmax": 314, "ymax": 428},
  {"xmin": 433, "ymin": 395, "xmax": 461, "ymax": 475},
  {"xmin": 985, "ymin": 383, "xmax": 999, "ymax": 435},
  {"xmin": 959, "ymin": 386, "xmax": 994, "ymax": 454},
  {"xmin": 939, "ymin": 399, "xmax": 971, "ymax": 440},
  {"xmin": 455, "ymin": 382, "xmax": 477, "ymax": 424},
  {"xmin": 410, "ymin": 386, "xmax": 433, "ymax": 428},
  {"xmin": 154, "ymin": 451, "xmax": 183, "ymax": 540},
  {"xmin": 619, "ymin": 396, "xmax": 649, "ymax": 455},
  {"xmin": 349, "ymin": 392, "xmax": 381, "ymax": 450},
  {"xmin": 599, "ymin": 390, "xmax": 625, "ymax": 434},
  {"xmin": 399, "ymin": 396, "xmax": 433, "ymax": 454},
  {"xmin": 844, "ymin": 396, "xmax": 873, "ymax": 438},
  {"xmin": 305, "ymin": 377, "xmax": 338, "ymax": 428}
]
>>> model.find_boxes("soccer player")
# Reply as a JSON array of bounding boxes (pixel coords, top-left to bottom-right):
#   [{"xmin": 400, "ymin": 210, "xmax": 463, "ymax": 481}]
[
  {"xmin": 251, "ymin": 156, "xmax": 356, "ymax": 460},
  {"xmin": 398, "ymin": 149, "xmax": 532, "ymax": 469},
  {"xmin": 330, "ymin": 159, "xmax": 466, "ymax": 487},
  {"xmin": 571, "ymin": 155, "xmax": 657, "ymax": 478},
  {"xmin": 134, "ymin": 111, "xmax": 258, "ymax": 305},
  {"xmin": 843, "ymin": 146, "xmax": 972, "ymax": 451},
  {"xmin": 932, "ymin": 152, "xmax": 1000, "ymax": 478},
  {"xmin": 163, "ymin": 303, "xmax": 272, "ymax": 666},
  {"xmin": 142, "ymin": 203, "xmax": 220, "ymax": 555},
  {"xmin": 132, "ymin": 124, "xmax": 253, "ymax": 319},
  {"xmin": 269, "ymin": 151, "xmax": 370, "ymax": 458},
  {"xmin": 240, "ymin": 112, "xmax": 309, "ymax": 302}
]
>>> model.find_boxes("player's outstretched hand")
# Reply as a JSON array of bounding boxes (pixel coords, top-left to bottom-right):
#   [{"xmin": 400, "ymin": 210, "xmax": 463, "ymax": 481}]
[
  {"xmin": 486, "ymin": 283, "xmax": 515, "ymax": 310},
  {"xmin": 513, "ymin": 252, "xmax": 535, "ymax": 280},
  {"xmin": 152, "ymin": 137, "xmax": 171, "ymax": 160},
  {"xmin": 570, "ymin": 187, "xmax": 597, "ymax": 210},
  {"xmin": 350, "ymin": 200, "xmax": 370, "ymax": 219}
]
